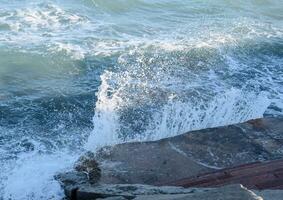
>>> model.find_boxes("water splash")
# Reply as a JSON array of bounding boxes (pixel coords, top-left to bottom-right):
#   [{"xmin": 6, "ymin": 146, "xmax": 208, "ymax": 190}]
[
  {"xmin": 3, "ymin": 151, "xmax": 76, "ymax": 200},
  {"xmin": 86, "ymin": 45, "xmax": 273, "ymax": 150},
  {"xmin": 86, "ymin": 73, "xmax": 270, "ymax": 149}
]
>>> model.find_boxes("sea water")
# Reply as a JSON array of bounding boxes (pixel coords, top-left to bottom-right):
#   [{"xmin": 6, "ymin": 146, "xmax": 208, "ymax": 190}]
[{"xmin": 0, "ymin": 0, "xmax": 282, "ymax": 199}]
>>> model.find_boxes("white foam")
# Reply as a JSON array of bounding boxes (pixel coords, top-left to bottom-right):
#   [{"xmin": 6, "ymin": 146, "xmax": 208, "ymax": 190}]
[
  {"xmin": 3, "ymin": 151, "xmax": 75, "ymax": 200},
  {"xmin": 0, "ymin": 2, "xmax": 89, "ymax": 52},
  {"xmin": 145, "ymin": 89, "xmax": 270, "ymax": 141},
  {"xmin": 8, "ymin": 3, "xmax": 86, "ymax": 32},
  {"xmin": 86, "ymin": 71, "xmax": 121, "ymax": 149},
  {"xmin": 49, "ymin": 42, "xmax": 87, "ymax": 60},
  {"xmin": 86, "ymin": 79, "xmax": 270, "ymax": 150}
]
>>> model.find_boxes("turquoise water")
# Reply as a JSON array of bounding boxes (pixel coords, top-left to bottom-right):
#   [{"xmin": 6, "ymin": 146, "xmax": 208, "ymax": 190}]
[{"xmin": 0, "ymin": 0, "xmax": 282, "ymax": 199}]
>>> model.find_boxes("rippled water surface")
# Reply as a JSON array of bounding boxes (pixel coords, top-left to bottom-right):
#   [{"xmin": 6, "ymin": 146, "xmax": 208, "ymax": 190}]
[{"xmin": 0, "ymin": 0, "xmax": 282, "ymax": 199}]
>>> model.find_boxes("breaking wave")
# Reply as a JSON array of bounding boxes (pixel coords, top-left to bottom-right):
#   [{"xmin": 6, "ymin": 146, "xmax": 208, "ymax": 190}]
[{"xmin": 86, "ymin": 41, "xmax": 277, "ymax": 149}]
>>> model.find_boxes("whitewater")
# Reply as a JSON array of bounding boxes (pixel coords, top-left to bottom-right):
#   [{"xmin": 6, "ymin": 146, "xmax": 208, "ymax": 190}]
[{"xmin": 0, "ymin": 0, "xmax": 282, "ymax": 199}]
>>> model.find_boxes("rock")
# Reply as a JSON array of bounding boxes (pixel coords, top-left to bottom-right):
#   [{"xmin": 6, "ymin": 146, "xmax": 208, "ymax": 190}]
[
  {"xmin": 253, "ymin": 190, "xmax": 283, "ymax": 200},
  {"xmin": 165, "ymin": 159, "xmax": 283, "ymax": 189},
  {"xmin": 97, "ymin": 197, "xmax": 128, "ymax": 200},
  {"xmin": 93, "ymin": 117, "xmax": 283, "ymax": 185},
  {"xmin": 66, "ymin": 184, "xmax": 263, "ymax": 200},
  {"xmin": 55, "ymin": 171, "xmax": 89, "ymax": 198},
  {"xmin": 56, "ymin": 117, "xmax": 283, "ymax": 199},
  {"xmin": 74, "ymin": 151, "xmax": 101, "ymax": 184},
  {"xmin": 134, "ymin": 185, "xmax": 262, "ymax": 200}
]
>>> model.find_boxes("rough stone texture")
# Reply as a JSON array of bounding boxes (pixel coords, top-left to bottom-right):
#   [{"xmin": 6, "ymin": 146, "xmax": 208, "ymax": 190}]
[
  {"xmin": 60, "ymin": 184, "xmax": 263, "ymax": 200},
  {"xmin": 56, "ymin": 117, "xmax": 283, "ymax": 199},
  {"xmin": 253, "ymin": 190, "xmax": 283, "ymax": 200},
  {"xmin": 55, "ymin": 171, "xmax": 89, "ymax": 198},
  {"xmin": 164, "ymin": 159, "xmax": 283, "ymax": 189},
  {"xmin": 75, "ymin": 151, "xmax": 101, "ymax": 184},
  {"xmin": 97, "ymin": 197, "xmax": 127, "ymax": 200},
  {"xmin": 134, "ymin": 185, "xmax": 263, "ymax": 200},
  {"xmin": 95, "ymin": 117, "xmax": 283, "ymax": 185}
]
